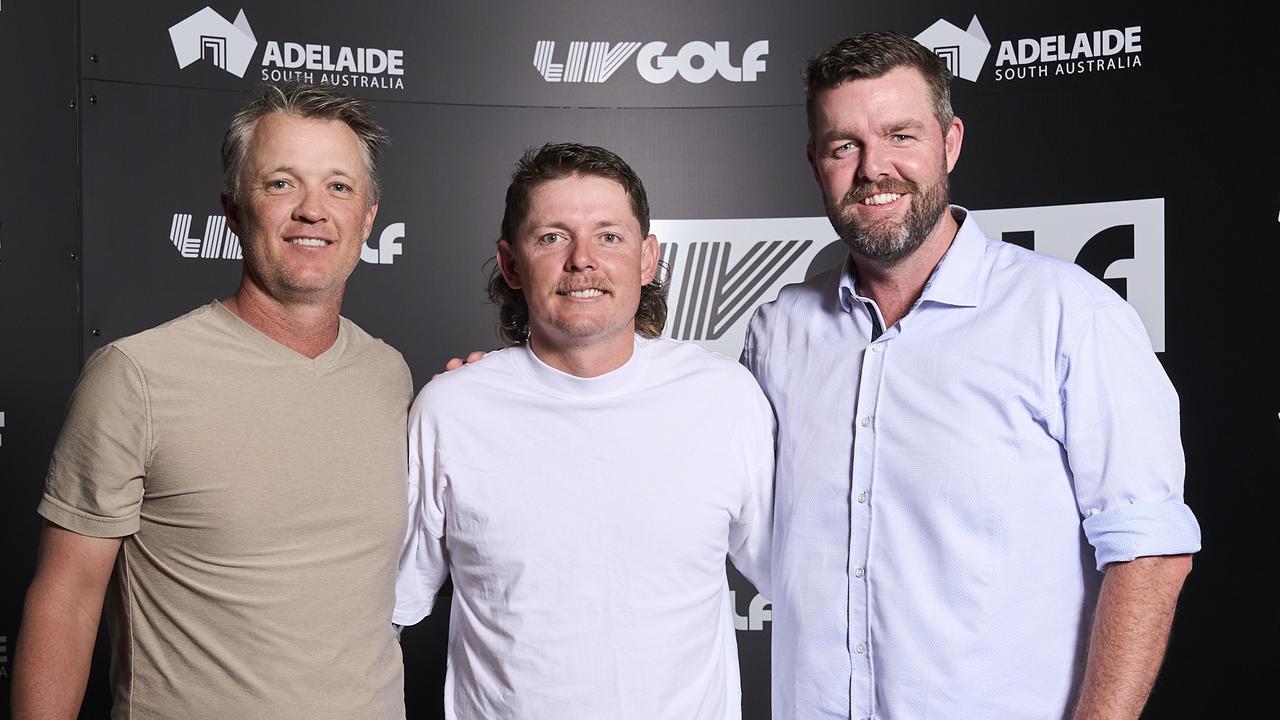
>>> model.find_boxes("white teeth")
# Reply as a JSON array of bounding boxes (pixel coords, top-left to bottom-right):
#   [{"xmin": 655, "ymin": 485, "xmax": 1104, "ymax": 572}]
[
  {"xmin": 287, "ymin": 237, "xmax": 327, "ymax": 247},
  {"xmin": 861, "ymin": 193, "xmax": 902, "ymax": 206},
  {"xmin": 565, "ymin": 289, "xmax": 604, "ymax": 298}
]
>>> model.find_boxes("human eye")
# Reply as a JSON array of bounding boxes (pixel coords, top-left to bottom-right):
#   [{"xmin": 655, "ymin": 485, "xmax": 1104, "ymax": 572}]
[
  {"xmin": 538, "ymin": 232, "xmax": 563, "ymax": 244},
  {"xmin": 266, "ymin": 178, "xmax": 291, "ymax": 191},
  {"xmin": 601, "ymin": 232, "xmax": 622, "ymax": 243},
  {"xmin": 832, "ymin": 141, "xmax": 857, "ymax": 158},
  {"xmin": 331, "ymin": 181, "xmax": 351, "ymax": 193}
]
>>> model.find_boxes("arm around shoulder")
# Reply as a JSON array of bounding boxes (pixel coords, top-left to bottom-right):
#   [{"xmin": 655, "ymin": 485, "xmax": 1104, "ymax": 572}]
[{"xmin": 12, "ymin": 522, "xmax": 122, "ymax": 720}]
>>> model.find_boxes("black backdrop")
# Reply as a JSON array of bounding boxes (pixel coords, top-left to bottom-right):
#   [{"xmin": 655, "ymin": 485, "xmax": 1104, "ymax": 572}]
[{"xmin": 0, "ymin": 2, "xmax": 1274, "ymax": 717}]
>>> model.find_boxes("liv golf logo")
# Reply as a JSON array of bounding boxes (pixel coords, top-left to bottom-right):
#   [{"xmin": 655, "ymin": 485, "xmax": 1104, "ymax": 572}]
[
  {"xmin": 170, "ymin": 213, "xmax": 242, "ymax": 260},
  {"xmin": 169, "ymin": 7, "xmax": 406, "ymax": 90},
  {"xmin": 654, "ymin": 198, "xmax": 1166, "ymax": 356},
  {"xmin": 167, "ymin": 214, "xmax": 407, "ymax": 265},
  {"xmin": 534, "ymin": 40, "xmax": 768, "ymax": 83}
]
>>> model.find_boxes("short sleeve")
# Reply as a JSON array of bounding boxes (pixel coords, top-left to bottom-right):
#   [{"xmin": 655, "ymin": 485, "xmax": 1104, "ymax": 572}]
[
  {"xmin": 1060, "ymin": 301, "xmax": 1201, "ymax": 570},
  {"xmin": 393, "ymin": 387, "xmax": 451, "ymax": 625},
  {"xmin": 38, "ymin": 345, "xmax": 150, "ymax": 537}
]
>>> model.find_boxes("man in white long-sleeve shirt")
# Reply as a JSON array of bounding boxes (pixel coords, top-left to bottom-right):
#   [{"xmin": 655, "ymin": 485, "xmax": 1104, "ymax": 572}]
[{"xmin": 395, "ymin": 143, "xmax": 775, "ymax": 720}]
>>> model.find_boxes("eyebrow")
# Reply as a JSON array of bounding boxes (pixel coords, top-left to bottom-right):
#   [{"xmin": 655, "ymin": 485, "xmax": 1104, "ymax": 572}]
[
  {"xmin": 884, "ymin": 119, "xmax": 928, "ymax": 134},
  {"xmin": 528, "ymin": 218, "xmax": 635, "ymax": 233},
  {"xmin": 260, "ymin": 165, "xmax": 360, "ymax": 179},
  {"xmin": 818, "ymin": 118, "xmax": 929, "ymax": 144}
]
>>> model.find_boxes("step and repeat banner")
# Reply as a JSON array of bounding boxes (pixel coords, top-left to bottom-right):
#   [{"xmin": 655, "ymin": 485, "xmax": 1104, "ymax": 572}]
[{"xmin": 1, "ymin": 1, "xmax": 1273, "ymax": 717}]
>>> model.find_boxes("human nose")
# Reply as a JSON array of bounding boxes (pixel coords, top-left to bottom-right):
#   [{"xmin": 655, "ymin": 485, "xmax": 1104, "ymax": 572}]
[
  {"xmin": 292, "ymin": 185, "xmax": 328, "ymax": 223},
  {"xmin": 857, "ymin": 142, "xmax": 890, "ymax": 182},
  {"xmin": 565, "ymin": 238, "xmax": 597, "ymax": 271}
]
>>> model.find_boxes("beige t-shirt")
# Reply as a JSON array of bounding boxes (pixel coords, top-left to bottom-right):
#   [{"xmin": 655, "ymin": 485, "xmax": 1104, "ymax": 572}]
[{"xmin": 40, "ymin": 301, "xmax": 411, "ymax": 719}]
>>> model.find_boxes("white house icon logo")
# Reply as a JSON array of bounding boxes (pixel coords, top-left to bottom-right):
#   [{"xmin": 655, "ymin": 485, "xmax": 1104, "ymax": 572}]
[
  {"xmin": 169, "ymin": 7, "xmax": 258, "ymax": 78},
  {"xmin": 915, "ymin": 15, "xmax": 991, "ymax": 82}
]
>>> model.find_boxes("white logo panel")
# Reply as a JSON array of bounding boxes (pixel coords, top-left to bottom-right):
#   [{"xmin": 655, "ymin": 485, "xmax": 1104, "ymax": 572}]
[
  {"xmin": 652, "ymin": 217, "xmax": 836, "ymax": 358},
  {"xmin": 972, "ymin": 199, "xmax": 1165, "ymax": 351},
  {"xmin": 654, "ymin": 199, "xmax": 1165, "ymax": 357}
]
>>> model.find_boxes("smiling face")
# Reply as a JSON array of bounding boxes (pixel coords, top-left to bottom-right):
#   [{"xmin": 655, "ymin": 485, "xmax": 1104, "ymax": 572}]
[
  {"xmin": 808, "ymin": 65, "xmax": 963, "ymax": 266},
  {"xmin": 224, "ymin": 111, "xmax": 378, "ymax": 306},
  {"xmin": 497, "ymin": 173, "xmax": 659, "ymax": 365}
]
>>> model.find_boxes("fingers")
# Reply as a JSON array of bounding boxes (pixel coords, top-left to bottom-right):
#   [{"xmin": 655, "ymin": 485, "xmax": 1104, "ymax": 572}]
[{"xmin": 437, "ymin": 351, "xmax": 488, "ymax": 380}]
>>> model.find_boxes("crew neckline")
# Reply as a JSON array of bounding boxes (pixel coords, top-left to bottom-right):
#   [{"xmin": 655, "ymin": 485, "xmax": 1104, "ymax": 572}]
[{"xmin": 511, "ymin": 335, "xmax": 651, "ymax": 397}]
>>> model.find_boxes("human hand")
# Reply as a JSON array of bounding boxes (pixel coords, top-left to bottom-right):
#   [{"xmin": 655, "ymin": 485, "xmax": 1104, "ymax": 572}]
[{"xmin": 432, "ymin": 351, "xmax": 488, "ymax": 380}]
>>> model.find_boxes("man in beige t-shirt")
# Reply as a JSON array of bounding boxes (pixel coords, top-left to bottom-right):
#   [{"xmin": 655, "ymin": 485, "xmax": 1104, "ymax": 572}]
[{"xmin": 12, "ymin": 82, "xmax": 411, "ymax": 719}]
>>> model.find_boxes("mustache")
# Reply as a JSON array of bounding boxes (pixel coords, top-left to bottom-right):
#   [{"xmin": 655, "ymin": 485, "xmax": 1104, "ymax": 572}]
[
  {"xmin": 842, "ymin": 179, "xmax": 920, "ymax": 204},
  {"xmin": 554, "ymin": 277, "xmax": 615, "ymax": 295}
]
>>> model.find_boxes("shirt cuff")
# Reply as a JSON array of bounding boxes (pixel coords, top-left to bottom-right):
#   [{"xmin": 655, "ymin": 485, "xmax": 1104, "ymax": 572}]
[
  {"xmin": 38, "ymin": 494, "xmax": 140, "ymax": 538},
  {"xmin": 1082, "ymin": 500, "xmax": 1201, "ymax": 571},
  {"xmin": 392, "ymin": 598, "xmax": 435, "ymax": 627}
]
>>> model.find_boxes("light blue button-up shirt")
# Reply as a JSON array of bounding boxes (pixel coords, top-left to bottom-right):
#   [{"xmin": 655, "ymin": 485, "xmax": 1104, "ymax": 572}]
[{"xmin": 742, "ymin": 208, "xmax": 1200, "ymax": 720}]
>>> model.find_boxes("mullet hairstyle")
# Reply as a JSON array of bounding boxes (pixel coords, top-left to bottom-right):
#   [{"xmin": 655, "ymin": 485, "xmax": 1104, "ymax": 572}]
[
  {"xmin": 220, "ymin": 81, "xmax": 389, "ymax": 206},
  {"xmin": 488, "ymin": 142, "xmax": 668, "ymax": 346}
]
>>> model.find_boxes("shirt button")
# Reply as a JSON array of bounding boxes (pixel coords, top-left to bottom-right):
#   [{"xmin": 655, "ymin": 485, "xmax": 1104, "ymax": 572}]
[
  {"xmin": 855, "ymin": 567, "xmax": 865, "ymax": 578},
  {"xmin": 871, "ymin": 344, "xmax": 883, "ymax": 353},
  {"xmin": 860, "ymin": 416, "xmax": 872, "ymax": 428},
  {"xmin": 855, "ymin": 642, "xmax": 866, "ymax": 654},
  {"xmin": 857, "ymin": 491, "xmax": 868, "ymax": 504}
]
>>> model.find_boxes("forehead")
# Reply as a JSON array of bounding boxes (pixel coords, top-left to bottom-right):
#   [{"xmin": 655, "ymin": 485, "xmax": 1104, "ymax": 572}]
[
  {"xmin": 523, "ymin": 173, "xmax": 638, "ymax": 228},
  {"xmin": 246, "ymin": 112, "xmax": 366, "ymax": 171},
  {"xmin": 812, "ymin": 65, "xmax": 937, "ymax": 133}
]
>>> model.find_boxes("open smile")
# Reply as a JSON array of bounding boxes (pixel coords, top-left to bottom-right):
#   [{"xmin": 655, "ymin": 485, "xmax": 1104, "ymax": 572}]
[
  {"xmin": 285, "ymin": 237, "xmax": 334, "ymax": 248},
  {"xmin": 861, "ymin": 192, "xmax": 904, "ymax": 206},
  {"xmin": 560, "ymin": 288, "xmax": 606, "ymax": 298}
]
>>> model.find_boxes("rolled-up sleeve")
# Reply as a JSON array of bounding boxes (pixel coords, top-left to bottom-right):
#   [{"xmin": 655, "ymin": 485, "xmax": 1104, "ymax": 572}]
[
  {"xmin": 39, "ymin": 345, "xmax": 149, "ymax": 537},
  {"xmin": 1060, "ymin": 300, "xmax": 1201, "ymax": 570}
]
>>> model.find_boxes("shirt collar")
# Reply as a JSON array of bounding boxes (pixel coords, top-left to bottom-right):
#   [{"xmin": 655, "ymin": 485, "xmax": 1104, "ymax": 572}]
[
  {"xmin": 513, "ymin": 335, "xmax": 651, "ymax": 397},
  {"xmin": 837, "ymin": 205, "xmax": 986, "ymax": 312}
]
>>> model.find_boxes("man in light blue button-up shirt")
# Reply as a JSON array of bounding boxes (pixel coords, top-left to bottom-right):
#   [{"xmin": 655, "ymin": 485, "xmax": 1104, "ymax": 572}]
[{"xmin": 742, "ymin": 32, "xmax": 1200, "ymax": 720}]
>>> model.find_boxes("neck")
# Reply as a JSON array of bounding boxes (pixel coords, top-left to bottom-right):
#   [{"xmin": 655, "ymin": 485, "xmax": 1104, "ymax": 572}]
[
  {"xmin": 223, "ymin": 277, "xmax": 343, "ymax": 359},
  {"xmin": 528, "ymin": 330, "xmax": 636, "ymax": 378},
  {"xmin": 850, "ymin": 209, "xmax": 960, "ymax": 329}
]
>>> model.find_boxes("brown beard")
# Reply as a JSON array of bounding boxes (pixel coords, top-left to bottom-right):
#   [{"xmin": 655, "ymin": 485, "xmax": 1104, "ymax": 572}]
[{"xmin": 827, "ymin": 170, "xmax": 950, "ymax": 266}]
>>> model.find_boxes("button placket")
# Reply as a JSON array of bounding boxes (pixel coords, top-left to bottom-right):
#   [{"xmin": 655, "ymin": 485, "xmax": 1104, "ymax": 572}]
[{"xmin": 849, "ymin": 338, "xmax": 886, "ymax": 719}]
